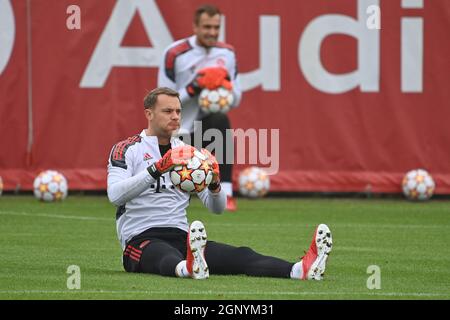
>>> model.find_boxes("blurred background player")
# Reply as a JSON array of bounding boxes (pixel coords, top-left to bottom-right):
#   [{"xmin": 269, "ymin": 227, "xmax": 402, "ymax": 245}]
[
  {"xmin": 107, "ymin": 87, "xmax": 333, "ymax": 280},
  {"xmin": 157, "ymin": 4, "xmax": 242, "ymax": 211}
]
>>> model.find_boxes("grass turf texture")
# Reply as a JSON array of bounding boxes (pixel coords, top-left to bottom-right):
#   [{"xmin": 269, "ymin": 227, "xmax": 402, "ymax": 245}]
[{"xmin": 0, "ymin": 195, "xmax": 449, "ymax": 300}]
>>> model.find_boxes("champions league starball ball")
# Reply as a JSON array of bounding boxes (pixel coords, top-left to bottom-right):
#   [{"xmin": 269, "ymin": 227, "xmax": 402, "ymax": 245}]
[
  {"xmin": 33, "ymin": 170, "xmax": 68, "ymax": 202},
  {"xmin": 238, "ymin": 167, "xmax": 271, "ymax": 198},
  {"xmin": 170, "ymin": 149, "xmax": 214, "ymax": 193},
  {"xmin": 198, "ymin": 86, "xmax": 234, "ymax": 114},
  {"xmin": 402, "ymin": 169, "xmax": 435, "ymax": 201}
]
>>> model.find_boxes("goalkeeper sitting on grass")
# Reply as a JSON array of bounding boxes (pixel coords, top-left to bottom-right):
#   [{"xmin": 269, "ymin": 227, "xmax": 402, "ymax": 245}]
[{"xmin": 107, "ymin": 87, "xmax": 333, "ymax": 280}]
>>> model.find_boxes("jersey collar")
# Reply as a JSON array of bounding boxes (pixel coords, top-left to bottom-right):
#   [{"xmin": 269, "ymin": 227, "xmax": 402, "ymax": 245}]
[
  {"xmin": 140, "ymin": 129, "xmax": 182, "ymax": 147},
  {"xmin": 189, "ymin": 35, "xmax": 210, "ymax": 53}
]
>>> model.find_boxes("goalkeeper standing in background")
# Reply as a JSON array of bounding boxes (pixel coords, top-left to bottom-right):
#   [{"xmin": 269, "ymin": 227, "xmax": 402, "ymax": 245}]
[{"xmin": 157, "ymin": 4, "xmax": 241, "ymax": 211}]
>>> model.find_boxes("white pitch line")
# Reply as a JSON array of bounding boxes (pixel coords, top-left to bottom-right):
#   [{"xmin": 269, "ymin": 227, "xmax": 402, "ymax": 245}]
[
  {"xmin": 0, "ymin": 289, "xmax": 447, "ymax": 298},
  {"xmin": 208, "ymin": 222, "xmax": 449, "ymax": 229},
  {"xmin": 0, "ymin": 211, "xmax": 110, "ymax": 221},
  {"xmin": 1, "ymin": 211, "xmax": 448, "ymax": 230}
]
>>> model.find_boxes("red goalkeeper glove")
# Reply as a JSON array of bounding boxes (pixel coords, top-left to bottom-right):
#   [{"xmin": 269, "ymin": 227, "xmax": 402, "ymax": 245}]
[
  {"xmin": 186, "ymin": 75, "xmax": 203, "ymax": 97},
  {"xmin": 197, "ymin": 67, "xmax": 231, "ymax": 90},
  {"xmin": 201, "ymin": 148, "xmax": 221, "ymax": 191},
  {"xmin": 147, "ymin": 145, "xmax": 196, "ymax": 178},
  {"xmin": 186, "ymin": 67, "xmax": 233, "ymax": 96},
  {"xmin": 221, "ymin": 78, "xmax": 233, "ymax": 91}
]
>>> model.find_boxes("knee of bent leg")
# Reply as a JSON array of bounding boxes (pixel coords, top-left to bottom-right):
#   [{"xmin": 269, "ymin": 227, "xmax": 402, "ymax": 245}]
[{"xmin": 234, "ymin": 246, "xmax": 257, "ymax": 259}]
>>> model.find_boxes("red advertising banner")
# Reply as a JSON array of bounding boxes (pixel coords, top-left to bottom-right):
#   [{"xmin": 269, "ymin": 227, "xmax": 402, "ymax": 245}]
[{"xmin": 1, "ymin": 0, "xmax": 449, "ymax": 194}]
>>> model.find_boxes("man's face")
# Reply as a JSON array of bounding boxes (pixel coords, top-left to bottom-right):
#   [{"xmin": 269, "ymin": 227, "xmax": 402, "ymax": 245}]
[
  {"xmin": 194, "ymin": 13, "xmax": 220, "ymax": 48},
  {"xmin": 145, "ymin": 94, "xmax": 181, "ymax": 138}
]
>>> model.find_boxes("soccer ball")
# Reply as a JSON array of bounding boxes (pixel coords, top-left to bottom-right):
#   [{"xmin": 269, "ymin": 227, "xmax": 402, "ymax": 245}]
[
  {"xmin": 33, "ymin": 170, "xmax": 68, "ymax": 202},
  {"xmin": 238, "ymin": 167, "xmax": 270, "ymax": 198},
  {"xmin": 198, "ymin": 86, "xmax": 234, "ymax": 114},
  {"xmin": 402, "ymin": 169, "xmax": 435, "ymax": 201},
  {"xmin": 0, "ymin": 176, "xmax": 3, "ymax": 196},
  {"xmin": 170, "ymin": 149, "xmax": 214, "ymax": 193}
]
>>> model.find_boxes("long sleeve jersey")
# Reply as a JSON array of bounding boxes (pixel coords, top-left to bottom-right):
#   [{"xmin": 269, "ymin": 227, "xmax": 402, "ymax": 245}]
[
  {"xmin": 107, "ymin": 130, "xmax": 226, "ymax": 249},
  {"xmin": 157, "ymin": 35, "xmax": 242, "ymax": 134}
]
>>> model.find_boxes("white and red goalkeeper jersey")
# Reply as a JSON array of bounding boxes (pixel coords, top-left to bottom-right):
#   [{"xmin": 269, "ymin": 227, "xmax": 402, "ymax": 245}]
[
  {"xmin": 107, "ymin": 130, "xmax": 226, "ymax": 249},
  {"xmin": 157, "ymin": 35, "xmax": 242, "ymax": 134}
]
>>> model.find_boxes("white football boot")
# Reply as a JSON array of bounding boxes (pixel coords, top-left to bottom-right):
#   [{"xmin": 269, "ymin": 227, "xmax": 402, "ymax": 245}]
[
  {"xmin": 301, "ymin": 224, "xmax": 333, "ymax": 280},
  {"xmin": 186, "ymin": 220, "xmax": 209, "ymax": 279}
]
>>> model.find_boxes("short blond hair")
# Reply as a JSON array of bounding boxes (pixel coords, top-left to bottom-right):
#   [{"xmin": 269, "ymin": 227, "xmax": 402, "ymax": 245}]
[{"xmin": 143, "ymin": 87, "xmax": 180, "ymax": 109}]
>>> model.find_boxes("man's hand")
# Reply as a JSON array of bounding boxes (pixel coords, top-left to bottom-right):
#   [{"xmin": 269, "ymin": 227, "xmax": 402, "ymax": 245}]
[
  {"xmin": 148, "ymin": 145, "xmax": 196, "ymax": 178},
  {"xmin": 186, "ymin": 74, "xmax": 203, "ymax": 97},
  {"xmin": 187, "ymin": 67, "xmax": 233, "ymax": 97},
  {"xmin": 201, "ymin": 148, "xmax": 221, "ymax": 192},
  {"xmin": 196, "ymin": 67, "xmax": 229, "ymax": 90},
  {"xmin": 156, "ymin": 145, "xmax": 196, "ymax": 173},
  {"xmin": 221, "ymin": 78, "xmax": 233, "ymax": 91}
]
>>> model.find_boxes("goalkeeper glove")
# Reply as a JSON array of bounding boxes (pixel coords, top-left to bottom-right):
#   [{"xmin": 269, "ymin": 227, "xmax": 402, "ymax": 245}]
[
  {"xmin": 197, "ymin": 67, "xmax": 230, "ymax": 90},
  {"xmin": 186, "ymin": 67, "xmax": 233, "ymax": 97},
  {"xmin": 201, "ymin": 148, "xmax": 221, "ymax": 191},
  {"xmin": 147, "ymin": 145, "xmax": 196, "ymax": 179},
  {"xmin": 221, "ymin": 73, "xmax": 233, "ymax": 90},
  {"xmin": 186, "ymin": 75, "xmax": 203, "ymax": 97}
]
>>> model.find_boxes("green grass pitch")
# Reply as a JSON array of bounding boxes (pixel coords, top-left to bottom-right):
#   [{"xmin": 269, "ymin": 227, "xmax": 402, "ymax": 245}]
[{"xmin": 0, "ymin": 195, "xmax": 449, "ymax": 300}]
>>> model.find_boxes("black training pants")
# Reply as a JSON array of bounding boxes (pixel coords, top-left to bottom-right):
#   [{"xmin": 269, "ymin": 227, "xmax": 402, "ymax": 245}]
[{"xmin": 122, "ymin": 227, "xmax": 293, "ymax": 278}]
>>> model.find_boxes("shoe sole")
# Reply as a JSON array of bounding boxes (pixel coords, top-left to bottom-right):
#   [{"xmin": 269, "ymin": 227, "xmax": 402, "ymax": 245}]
[
  {"xmin": 307, "ymin": 224, "xmax": 333, "ymax": 280},
  {"xmin": 189, "ymin": 220, "xmax": 209, "ymax": 280}
]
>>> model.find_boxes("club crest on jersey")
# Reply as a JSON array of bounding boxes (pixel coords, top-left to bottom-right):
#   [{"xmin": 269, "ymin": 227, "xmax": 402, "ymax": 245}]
[
  {"xmin": 216, "ymin": 58, "xmax": 225, "ymax": 66},
  {"xmin": 143, "ymin": 153, "xmax": 153, "ymax": 161}
]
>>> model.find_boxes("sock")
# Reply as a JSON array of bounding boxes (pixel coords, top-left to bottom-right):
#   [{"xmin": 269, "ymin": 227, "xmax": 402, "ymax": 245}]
[
  {"xmin": 175, "ymin": 260, "xmax": 190, "ymax": 278},
  {"xmin": 221, "ymin": 182, "xmax": 233, "ymax": 197},
  {"xmin": 290, "ymin": 261, "xmax": 304, "ymax": 279}
]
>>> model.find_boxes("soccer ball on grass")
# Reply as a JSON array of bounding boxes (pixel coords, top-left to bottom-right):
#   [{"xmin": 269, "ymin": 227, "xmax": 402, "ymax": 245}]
[
  {"xmin": 33, "ymin": 170, "xmax": 68, "ymax": 202},
  {"xmin": 238, "ymin": 166, "xmax": 270, "ymax": 198},
  {"xmin": 402, "ymin": 169, "xmax": 435, "ymax": 201}
]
